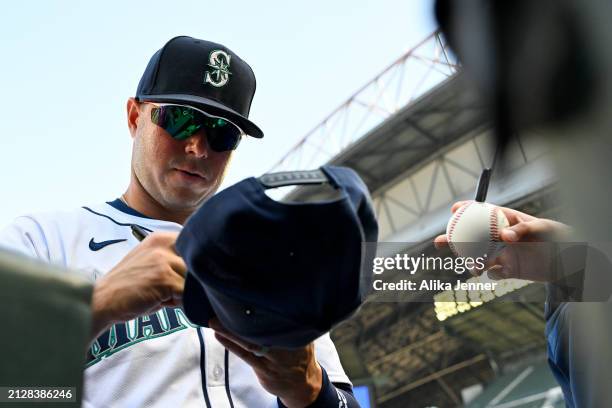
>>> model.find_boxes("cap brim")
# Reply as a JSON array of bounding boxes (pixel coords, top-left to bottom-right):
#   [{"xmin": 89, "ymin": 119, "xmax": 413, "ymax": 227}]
[
  {"xmin": 182, "ymin": 271, "xmax": 216, "ymax": 327},
  {"xmin": 137, "ymin": 94, "xmax": 263, "ymax": 138}
]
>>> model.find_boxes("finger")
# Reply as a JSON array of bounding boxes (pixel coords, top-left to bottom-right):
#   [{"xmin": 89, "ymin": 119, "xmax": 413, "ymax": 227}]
[
  {"xmin": 214, "ymin": 332, "xmax": 266, "ymax": 369},
  {"xmin": 209, "ymin": 319, "xmax": 263, "ymax": 354},
  {"xmin": 161, "ymin": 297, "xmax": 183, "ymax": 308},
  {"xmin": 485, "ymin": 265, "xmax": 509, "ymax": 280},
  {"xmin": 500, "ymin": 220, "xmax": 551, "ymax": 242},
  {"xmin": 468, "ymin": 263, "xmax": 488, "ymax": 277},
  {"xmin": 165, "ymin": 252, "xmax": 188, "ymax": 277},
  {"xmin": 451, "ymin": 201, "xmax": 471, "ymax": 213},
  {"xmin": 471, "ymin": 264, "xmax": 498, "ymax": 278},
  {"xmin": 488, "ymin": 246, "xmax": 512, "ymax": 266},
  {"xmin": 500, "ymin": 227, "xmax": 520, "ymax": 243},
  {"xmin": 496, "ymin": 207, "xmax": 537, "ymax": 226},
  {"xmin": 139, "ymin": 233, "xmax": 187, "ymax": 276},
  {"xmin": 486, "ymin": 251, "xmax": 516, "ymax": 279},
  {"xmin": 434, "ymin": 234, "xmax": 449, "ymax": 249},
  {"xmin": 143, "ymin": 231, "xmax": 179, "ymax": 248},
  {"xmin": 155, "ymin": 272, "xmax": 185, "ymax": 305}
]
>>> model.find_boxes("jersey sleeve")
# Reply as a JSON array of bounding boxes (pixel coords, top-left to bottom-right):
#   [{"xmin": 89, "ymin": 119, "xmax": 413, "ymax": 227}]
[
  {"xmin": 0, "ymin": 216, "xmax": 51, "ymax": 261},
  {"xmin": 314, "ymin": 333, "xmax": 351, "ymax": 386}
]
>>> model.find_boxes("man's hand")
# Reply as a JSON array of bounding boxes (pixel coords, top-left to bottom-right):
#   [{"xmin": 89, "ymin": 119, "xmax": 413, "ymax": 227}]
[
  {"xmin": 435, "ymin": 201, "xmax": 572, "ymax": 281},
  {"xmin": 90, "ymin": 232, "xmax": 186, "ymax": 340},
  {"xmin": 209, "ymin": 318, "xmax": 322, "ymax": 408}
]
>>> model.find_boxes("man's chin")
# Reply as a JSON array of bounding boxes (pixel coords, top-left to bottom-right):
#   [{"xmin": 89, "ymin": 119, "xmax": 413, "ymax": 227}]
[
  {"xmin": 160, "ymin": 174, "xmax": 220, "ymax": 209},
  {"xmin": 168, "ymin": 197, "xmax": 206, "ymax": 212},
  {"xmin": 163, "ymin": 188, "xmax": 211, "ymax": 210}
]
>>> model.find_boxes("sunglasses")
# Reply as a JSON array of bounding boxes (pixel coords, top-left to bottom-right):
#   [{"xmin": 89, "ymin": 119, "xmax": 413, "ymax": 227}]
[{"xmin": 148, "ymin": 103, "xmax": 244, "ymax": 152}]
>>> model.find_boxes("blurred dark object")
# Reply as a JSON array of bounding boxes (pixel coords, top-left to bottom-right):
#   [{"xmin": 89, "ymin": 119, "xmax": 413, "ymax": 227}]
[
  {"xmin": 0, "ymin": 249, "xmax": 92, "ymax": 407},
  {"xmin": 434, "ymin": 6, "xmax": 612, "ymax": 407},
  {"xmin": 434, "ymin": 0, "xmax": 606, "ymax": 152}
]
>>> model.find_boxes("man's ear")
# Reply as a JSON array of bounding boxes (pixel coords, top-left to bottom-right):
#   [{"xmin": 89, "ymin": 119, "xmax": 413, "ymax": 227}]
[{"xmin": 127, "ymin": 97, "xmax": 142, "ymax": 139}]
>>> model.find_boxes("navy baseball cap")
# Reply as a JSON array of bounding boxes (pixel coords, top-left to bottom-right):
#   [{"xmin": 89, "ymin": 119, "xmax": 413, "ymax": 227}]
[
  {"xmin": 135, "ymin": 36, "xmax": 263, "ymax": 138},
  {"xmin": 176, "ymin": 166, "xmax": 378, "ymax": 348}
]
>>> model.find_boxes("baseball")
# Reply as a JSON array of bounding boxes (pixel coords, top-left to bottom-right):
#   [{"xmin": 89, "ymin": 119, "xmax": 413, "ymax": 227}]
[{"xmin": 446, "ymin": 201, "xmax": 510, "ymax": 259}]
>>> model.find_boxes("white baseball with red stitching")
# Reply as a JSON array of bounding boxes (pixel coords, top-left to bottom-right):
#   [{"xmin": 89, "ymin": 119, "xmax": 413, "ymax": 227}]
[{"xmin": 446, "ymin": 201, "xmax": 509, "ymax": 259}]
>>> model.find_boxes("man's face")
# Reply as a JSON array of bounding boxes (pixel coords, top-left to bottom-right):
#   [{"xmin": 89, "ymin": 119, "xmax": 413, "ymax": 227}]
[{"xmin": 128, "ymin": 99, "xmax": 233, "ymax": 212}]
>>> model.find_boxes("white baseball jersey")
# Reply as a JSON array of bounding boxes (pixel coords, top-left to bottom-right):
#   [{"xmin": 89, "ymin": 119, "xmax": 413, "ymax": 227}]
[{"xmin": 0, "ymin": 200, "xmax": 351, "ymax": 408}]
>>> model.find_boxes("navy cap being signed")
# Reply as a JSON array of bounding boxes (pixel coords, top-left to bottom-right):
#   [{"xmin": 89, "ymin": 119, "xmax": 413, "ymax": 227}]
[{"xmin": 175, "ymin": 165, "xmax": 378, "ymax": 348}]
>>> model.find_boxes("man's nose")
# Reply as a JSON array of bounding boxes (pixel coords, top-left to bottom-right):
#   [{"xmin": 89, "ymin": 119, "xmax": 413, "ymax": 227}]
[{"xmin": 184, "ymin": 131, "xmax": 210, "ymax": 159}]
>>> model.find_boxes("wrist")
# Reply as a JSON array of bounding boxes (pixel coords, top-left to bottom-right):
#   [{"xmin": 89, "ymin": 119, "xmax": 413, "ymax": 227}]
[
  {"xmin": 279, "ymin": 361, "xmax": 322, "ymax": 408},
  {"xmin": 90, "ymin": 281, "xmax": 115, "ymax": 340}
]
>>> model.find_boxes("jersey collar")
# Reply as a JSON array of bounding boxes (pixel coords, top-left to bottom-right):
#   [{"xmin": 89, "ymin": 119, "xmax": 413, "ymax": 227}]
[{"xmin": 106, "ymin": 198, "xmax": 153, "ymax": 219}]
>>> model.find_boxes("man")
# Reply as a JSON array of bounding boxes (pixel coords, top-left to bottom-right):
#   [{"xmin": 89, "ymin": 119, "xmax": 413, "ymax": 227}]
[
  {"xmin": 435, "ymin": 201, "xmax": 612, "ymax": 408},
  {"xmin": 0, "ymin": 36, "xmax": 359, "ymax": 408}
]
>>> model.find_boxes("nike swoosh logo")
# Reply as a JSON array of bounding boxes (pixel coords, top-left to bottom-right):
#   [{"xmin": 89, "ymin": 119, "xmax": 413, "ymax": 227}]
[{"xmin": 89, "ymin": 238, "xmax": 127, "ymax": 251}]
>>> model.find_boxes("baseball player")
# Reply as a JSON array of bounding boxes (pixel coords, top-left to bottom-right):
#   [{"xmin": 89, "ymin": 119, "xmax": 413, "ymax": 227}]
[{"xmin": 0, "ymin": 36, "xmax": 361, "ymax": 408}]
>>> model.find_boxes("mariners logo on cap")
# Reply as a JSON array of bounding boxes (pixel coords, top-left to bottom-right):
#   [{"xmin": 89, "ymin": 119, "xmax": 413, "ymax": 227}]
[{"xmin": 204, "ymin": 50, "xmax": 232, "ymax": 87}]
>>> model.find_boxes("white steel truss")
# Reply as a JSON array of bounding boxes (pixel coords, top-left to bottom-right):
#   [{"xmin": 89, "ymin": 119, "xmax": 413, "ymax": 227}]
[
  {"xmin": 270, "ymin": 31, "xmax": 458, "ymax": 173},
  {"xmin": 374, "ymin": 130, "xmax": 554, "ymax": 241}
]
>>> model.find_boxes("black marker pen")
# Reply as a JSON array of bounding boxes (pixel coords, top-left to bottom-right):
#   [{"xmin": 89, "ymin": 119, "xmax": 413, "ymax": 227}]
[{"xmin": 130, "ymin": 225, "xmax": 149, "ymax": 242}]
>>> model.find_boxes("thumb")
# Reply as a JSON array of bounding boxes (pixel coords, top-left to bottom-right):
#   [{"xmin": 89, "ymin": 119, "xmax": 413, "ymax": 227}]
[
  {"xmin": 500, "ymin": 220, "xmax": 549, "ymax": 242},
  {"xmin": 434, "ymin": 234, "xmax": 449, "ymax": 249},
  {"xmin": 500, "ymin": 221, "xmax": 536, "ymax": 242}
]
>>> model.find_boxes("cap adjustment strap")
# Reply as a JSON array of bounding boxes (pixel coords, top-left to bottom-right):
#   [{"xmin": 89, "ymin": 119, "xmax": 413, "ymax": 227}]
[{"xmin": 258, "ymin": 169, "xmax": 329, "ymax": 189}]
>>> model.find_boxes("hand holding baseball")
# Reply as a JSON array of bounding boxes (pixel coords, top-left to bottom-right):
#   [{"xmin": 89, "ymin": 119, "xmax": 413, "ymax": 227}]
[
  {"xmin": 209, "ymin": 318, "xmax": 322, "ymax": 408},
  {"xmin": 444, "ymin": 201, "xmax": 510, "ymax": 259},
  {"xmin": 90, "ymin": 231, "xmax": 187, "ymax": 340},
  {"xmin": 435, "ymin": 201, "xmax": 573, "ymax": 281}
]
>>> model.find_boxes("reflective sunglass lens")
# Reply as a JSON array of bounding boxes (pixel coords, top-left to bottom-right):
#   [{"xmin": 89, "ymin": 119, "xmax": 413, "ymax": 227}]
[
  {"xmin": 151, "ymin": 106, "xmax": 201, "ymax": 140},
  {"xmin": 150, "ymin": 104, "xmax": 243, "ymax": 151},
  {"xmin": 208, "ymin": 129, "xmax": 242, "ymax": 152}
]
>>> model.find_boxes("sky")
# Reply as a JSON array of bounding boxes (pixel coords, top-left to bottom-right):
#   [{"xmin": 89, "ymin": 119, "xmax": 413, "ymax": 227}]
[{"xmin": 0, "ymin": 0, "xmax": 436, "ymax": 227}]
